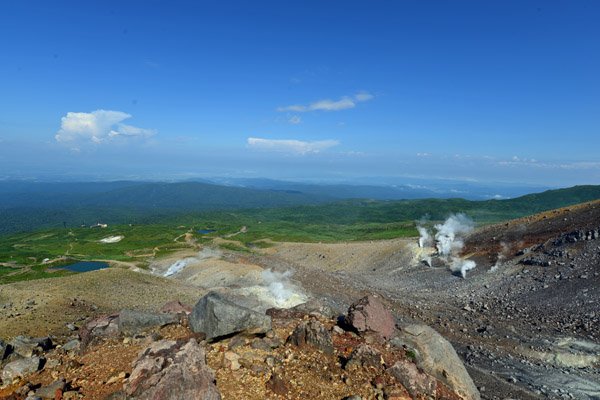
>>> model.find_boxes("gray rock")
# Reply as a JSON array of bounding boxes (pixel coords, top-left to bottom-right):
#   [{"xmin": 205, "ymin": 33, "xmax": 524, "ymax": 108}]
[
  {"xmin": 392, "ymin": 324, "xmax": 480, "ymax": 400},
  {"xmin": 388, "ymin": 360, "xmax": 437, "ymax": 398},
  {"xmin": 2, "ymin": 356, "xmax": 43, "ymax": 384},
  {"xmin": 345, "ymin": 344, "xmax": 384, "ymax": 371},
  {"xmin": 35, "ymin": 379, "xmax": 66, "ymax": 399},
  {"xmin": 287, "ymin": 319, "xmax": 333, "ymax": 355},
  {"xmin": 66, "ymin": 323, "xmax": 77, "ymax": 331},
  {"xmin": 124, "ymin": 339, "xmax": 221, "ymax": 400},
  {"xmin": 118, "ymin": 310, "xmax": 178, "ymax": 335},
  {"xmin": 188, "ymin": 292, "xmax": 271, "ymax": 341},
  {"xmin": 290, "ymin": 299, "xmax": 337, "ymax": 318},
  {"xmin": 250, "ymin": 338, "xmax": 273, "ymax": 351},
  {"xmin": 62, "ymin": 339, "xmax": 81, "ymax": 352},
  {"xmin": 9, "ymin": 336, "xmax": 53, "ymax": 358}
]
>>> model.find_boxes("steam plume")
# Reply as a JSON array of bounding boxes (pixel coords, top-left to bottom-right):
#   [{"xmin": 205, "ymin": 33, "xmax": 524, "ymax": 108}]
[
  {"xmin": 417, "ymin": 213, "xmax": 477, "ymax": 278},
  {"xmin": 434, "ymin": 214, "xmax": 474, "ymax": 256},
  {"xmin": 450, "ymin": 259, "xmax": 477, "ymax": 278},
  {"xmin": 490, "ymin": 241, "xmax": 510, "ymax": 273},
  {"xmin": 261, "ymin": 269, "xmax": 298, "ymax": 306},
  {"xmin": 417, "ymin": 226, "xmax": 433, "ymax": 248}
]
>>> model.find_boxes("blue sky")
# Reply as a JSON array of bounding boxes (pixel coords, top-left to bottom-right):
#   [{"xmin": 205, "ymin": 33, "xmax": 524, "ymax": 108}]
[{"xmin": 0, "ymin": 1, "xmax": 599, "ymax": 185}]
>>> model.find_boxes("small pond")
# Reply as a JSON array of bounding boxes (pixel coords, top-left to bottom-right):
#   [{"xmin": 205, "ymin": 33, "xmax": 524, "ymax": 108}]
[
  {"xmin": 62, "ymin": 261, "xmax": 109, "ymax": 272},
  {"xmin": 197, "ymin": 229, "xmax": 217, "ymax": 234}
]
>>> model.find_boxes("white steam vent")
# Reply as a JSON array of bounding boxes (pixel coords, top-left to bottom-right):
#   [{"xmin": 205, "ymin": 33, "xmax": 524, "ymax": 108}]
[
  {"xmin": 238, "ymin": 269, "xmax": 307, "ymax": 309},
  {"xmin": 417, "ymin": 213, "xmax": 477, "ymax": 278},
  {"xmin": 163, "ymin": 247, "xmax": 223, "ymax": 277},
  {"xmin": 417, "ymin": 226, "xmax": 432, "ymax": 248},
  {"xmin": 434, "ymin": 214, "xmax": 474, "ymax": 256}
]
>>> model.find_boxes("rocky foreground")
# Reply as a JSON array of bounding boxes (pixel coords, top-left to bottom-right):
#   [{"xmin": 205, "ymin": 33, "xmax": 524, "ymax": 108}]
[{"xmin": 0, "ymin": 293, "xmax": 479, "ymax": 400}]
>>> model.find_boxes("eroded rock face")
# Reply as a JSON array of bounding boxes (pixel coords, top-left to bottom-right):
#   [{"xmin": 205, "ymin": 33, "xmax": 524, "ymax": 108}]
[
  {"xmin": 287, "ymin": 319, "xmax": 334, "ymax": 354},
  {"xmin": 347, "ymin": 294, "xmax": 396, "ymax": 340},
  {"xmin": 188, "ymin": 292, "xmax": 271, "ymax": 341},
  {"xmin": 124, "ymin": 339, "xmax": 221, "ymax": 400},
  {"xmin": 392, "ymin": 324, "xmax": 480, "ymax": 400}
]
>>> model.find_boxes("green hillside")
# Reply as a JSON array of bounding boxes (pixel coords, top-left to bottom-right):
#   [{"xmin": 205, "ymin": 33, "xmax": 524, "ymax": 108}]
[{"xmin": 1, "ymin": 185, "xmax": 599, "ymax": 284}]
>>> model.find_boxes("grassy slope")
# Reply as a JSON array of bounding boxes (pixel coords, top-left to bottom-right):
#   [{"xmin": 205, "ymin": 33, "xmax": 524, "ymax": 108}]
[{"xmin": 1, "ymin": 185, "xmax": 599, "ymax": 284}]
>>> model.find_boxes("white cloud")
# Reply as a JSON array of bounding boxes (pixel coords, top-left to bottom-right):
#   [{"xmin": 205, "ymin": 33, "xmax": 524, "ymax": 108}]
[
  {"xmin": 288, "ymin": 115, "xmax": 302, "ymax": 125},
  {"xmin": 55, "ymin": 109, "xmax": 155, "ymax": 144},
  {"xmin": 354, "ymin": 91, "xmax": 374, "ymax": 102},
  {"xmin": 247, "ymin": 137, "xmax": 339, "ymax": 155},
  {"xmin": 277, "ymin": 92, "xmax": 374, "ymax": 113}
]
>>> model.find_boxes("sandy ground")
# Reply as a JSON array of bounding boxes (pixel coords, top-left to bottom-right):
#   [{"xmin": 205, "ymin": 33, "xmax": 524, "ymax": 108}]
[{"xmin": 273, "ymin": 239, "xmax": 418, "ymax": 273}]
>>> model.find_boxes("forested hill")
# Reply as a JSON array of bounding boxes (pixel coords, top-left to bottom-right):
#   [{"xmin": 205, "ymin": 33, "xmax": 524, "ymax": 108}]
[{"xmin": 0, "ymin": 182, "xmax": 599, "ymax": 235}]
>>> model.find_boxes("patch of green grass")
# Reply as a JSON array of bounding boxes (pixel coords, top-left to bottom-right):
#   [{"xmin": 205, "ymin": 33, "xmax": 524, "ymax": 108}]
[
  {"xmin": 0, "ymin": 264, "xmax": 74, "ymax": 285},
  {"xmin": 405, "ymin": 349, "xmax": 417, "ymax": 362},
  {"xmin": 218, "ymin": 242, "xmax": 251, "ymax": 253}
]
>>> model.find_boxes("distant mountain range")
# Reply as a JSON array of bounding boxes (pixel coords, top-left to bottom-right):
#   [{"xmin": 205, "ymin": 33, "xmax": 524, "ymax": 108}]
[
  {"xmin": 0, "ymin": 180, "xmax": 599, "ymax": 235},
  {"xmin": 204, "ymin": 177, "xmax": 550, "ymax": 200}
]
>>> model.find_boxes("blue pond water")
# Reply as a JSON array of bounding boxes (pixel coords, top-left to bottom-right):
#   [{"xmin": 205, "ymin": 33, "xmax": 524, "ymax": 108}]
[
  {"xmin": 63, "ymin": 261, "xmax": 109, "ymax": 272},
  {"xmin": 197, "ymin": 229, "xmax": 216, "ymax": 234}
]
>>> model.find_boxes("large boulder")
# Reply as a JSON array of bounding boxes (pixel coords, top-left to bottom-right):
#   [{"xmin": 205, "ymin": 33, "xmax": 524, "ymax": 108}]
[
  {"xmin": 188, "ymin": 292, "xmax": 271, "ymax": 341},
  {"xmin": 287, "ymin": 319, "xmax": 334, "ymax": 355},
  {"xmin": 267, "ymin": 299, "xmax": 336, "ymax": 320},
  {"xmin": 118, "ymin": 310, "xmax": 178, "ymax": 335},
  {"xmin": 388, "ymin": 360, "xmax": 437, "ymax": 399},
  {"xmin": 34, "ymin": 379, "xmax": 66, "ymax": 399},
  {"xmin": 79, "ymin": 314, "xmax": 119, "ymax": 348},
  {"xmin": 9, "ymin": 336, "xmax": 53, "ymax": 358},
  {"xmin": 347, "ymin": 294, "xmax": 396, "ymax": 339},
  {"xmin": 1, "ymin": 356, "xmax": 43, "ymax": 384},
  {"xmin": 392, "ymin": 324, "xmax": 480, "ymax": 400},
  {"xmin": 124, "ymin": 339, "xmax": 221, "ymax": 400}
]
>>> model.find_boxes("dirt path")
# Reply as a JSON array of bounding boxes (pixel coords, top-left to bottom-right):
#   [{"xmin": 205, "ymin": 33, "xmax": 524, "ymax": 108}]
[{"xmin": 224, "ymin": 226, "xmax": 247, "ymax": 238}]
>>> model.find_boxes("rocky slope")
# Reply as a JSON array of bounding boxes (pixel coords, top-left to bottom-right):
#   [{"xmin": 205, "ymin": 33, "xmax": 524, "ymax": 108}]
[
  {"xmin": 0, "ymin": 294, "xmax": 475, "ymax": 400},
  {"xmin": 1, "ymin": 200, "xmax": 599, "ymax": 399},
  {"xmin": 253, "ymin": 201, "xmax": 600, "ymax": 399}
]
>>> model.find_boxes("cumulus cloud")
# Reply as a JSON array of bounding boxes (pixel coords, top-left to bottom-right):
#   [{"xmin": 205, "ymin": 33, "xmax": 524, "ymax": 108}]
[
  {"xmin": 277, "ymin": 92, "xmax": 374, "ymax": 112},
  {"xmin": 55, "ymin": 109, "xmax": 155, "ymax": 144},
  {"xmin": 247, "ymin": 137, "xmax": 339, "ymax": 155}
]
